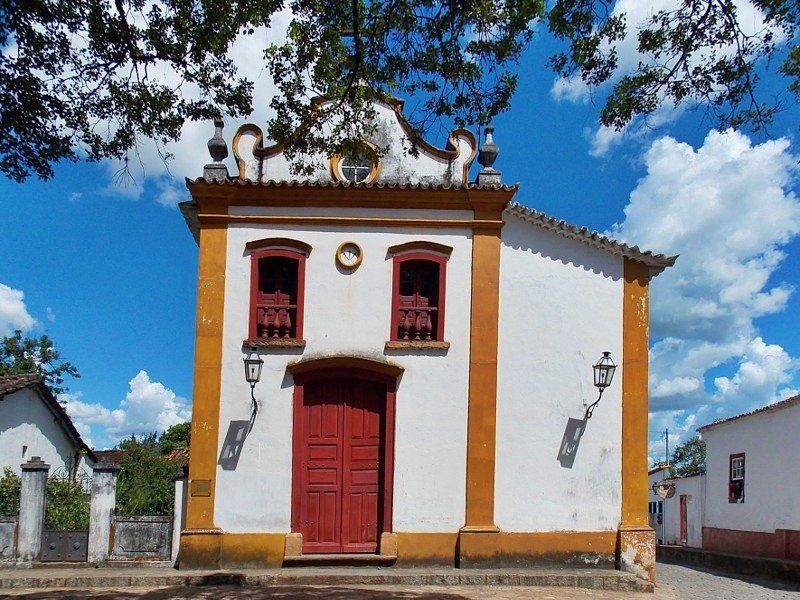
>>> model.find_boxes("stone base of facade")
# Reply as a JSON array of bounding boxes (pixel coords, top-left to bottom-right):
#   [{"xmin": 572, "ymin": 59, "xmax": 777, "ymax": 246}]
[
  {"xmin": 180, "ymin": 529, "xmax": 632, "ymax": 572},
  {"xmin": 618, "ymin": 526, "xmax": 655, "ymax": 583},
  {"xmin": 703, "ymin": 527, "xmax": 800, "ymax": 560},
  {"xmin": 178, "ymin": 530, "xmax": 285, "ymax": 570}
]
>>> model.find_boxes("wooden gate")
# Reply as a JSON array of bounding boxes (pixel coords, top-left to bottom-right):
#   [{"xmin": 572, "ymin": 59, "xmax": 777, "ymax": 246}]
[{"xmin": 292, "ymin": 375, "xmax": 393, "ymax": 554}]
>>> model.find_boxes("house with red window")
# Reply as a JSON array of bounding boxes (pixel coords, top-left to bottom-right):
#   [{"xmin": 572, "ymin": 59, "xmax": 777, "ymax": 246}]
[
  {"xmin": 176, "ymin": 97, "xmax": 676, "ymax": 581},
  {"xmin": 696, "ymin": 394, "xmax": 800, "ymax": 560}
]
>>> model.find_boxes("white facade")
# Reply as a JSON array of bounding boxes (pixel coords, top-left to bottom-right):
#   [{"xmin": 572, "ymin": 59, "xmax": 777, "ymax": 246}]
[
  {"xmin": 701, "ymin": 401, "xmax": 800, "ymax": 534},
  {"xmin": 216, "ymin": 216, "xmax": 473, "ymax": 532},
  {"xmin": 0, "ymin": 387, "xmax": 88, "ymax": 475},
  {"xmin": 211, "ymin": 207, "xmax": 629, "ymax": 534},
  {"xmin": 495, "ymin": 214, "xmax": 624, "ymax": 532}
]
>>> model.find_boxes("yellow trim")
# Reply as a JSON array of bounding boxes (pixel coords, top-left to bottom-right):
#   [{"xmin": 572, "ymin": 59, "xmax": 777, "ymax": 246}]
[
  {"xmin": 184, "ymin": 224, "xmax": 226, "ymax": 541},
  {"xmin": 463, "ymin": 203, "xmax": 504, "ymax": 531},
  {"xmin": 198, "ymin": 213, "xmax": 503, "ymax": 230},
  {"xmin": 621, "ymin": 259, "xmax": 650, "ymax": 529}
]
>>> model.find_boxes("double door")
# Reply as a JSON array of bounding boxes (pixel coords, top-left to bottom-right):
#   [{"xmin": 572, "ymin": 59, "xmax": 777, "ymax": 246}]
[{"xmin": 294, "ymin": 378, "xmax": 385, "ymax": 554}]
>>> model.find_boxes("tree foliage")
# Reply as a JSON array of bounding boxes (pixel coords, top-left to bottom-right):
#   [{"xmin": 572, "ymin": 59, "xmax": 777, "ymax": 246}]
[
  {"xmin": 0, "ymin": 468, "xmax": 21, "ymax": 517},
  {"xmin": 45, "ymin": 476, "xmax": 90, "ymax": 530},
  {"xmin": 115, "ymin": 425, "xmax": 189, "ymax": 516},
  {"xmin": 549, "ymin": 1, "xmax": 799, "ymax": 133},
  {"xmin": 0, "ymin": 330, "xmax": 79, "ymax": 395},
  {"xmin": 671, "ymin": 436, "xmax": 706, "ymax": 477},
  {"xmin": 159, "ymin": 422, "xmax": 191, "ymax": 454},
  {"xmin": 1, "ymin": 0, "xmax": 799, "ymax": 182}
]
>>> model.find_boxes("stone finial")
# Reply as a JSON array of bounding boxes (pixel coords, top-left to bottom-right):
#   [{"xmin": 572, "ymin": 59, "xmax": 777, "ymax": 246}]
[
  {"xmin": 476, "ymin": 123, "xmax": 501, "ymax": 186},
  {"xmin": 203, "ymin": 118, "xmax": 229, "ymax": 182}
]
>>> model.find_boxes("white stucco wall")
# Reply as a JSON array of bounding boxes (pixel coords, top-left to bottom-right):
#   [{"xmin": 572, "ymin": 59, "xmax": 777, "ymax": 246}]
[
  {"xmin": 702, "ymin": 403, "xmax": 800, "ymax": 533},
  {"xmin": 495, "ymin": 213, "xmax": 624, "ymax": 532},
  {"xmin": 214, "ymin": 210, "xmax": 473, "ymax": 533},
  {"xmin": 0, "ymin": 388, "xmax": 81, "ymax": 474}
]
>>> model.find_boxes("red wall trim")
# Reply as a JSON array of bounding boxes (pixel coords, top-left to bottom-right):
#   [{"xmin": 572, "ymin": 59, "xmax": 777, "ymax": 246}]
[
  {"xmin": 703, "ymin": 526, "xmax": 800, "ymax": 560},
  {"xmin": 387, "ymin": 240, "xmax": 453, "ymax": 257},
  {"xmin": 389, "ymin": 250, "xmax": 448, "ymax": 342},
  {"xmin": 245, "ymin": 237, "xmax": 313, "ymax": 255},
  {"xmin": 290, "ymin": 365, "xmax": 398, "ymax": 544},
  {"xmin": 248, "ymin": 247, "xmax": 307, "ymax": 340}
]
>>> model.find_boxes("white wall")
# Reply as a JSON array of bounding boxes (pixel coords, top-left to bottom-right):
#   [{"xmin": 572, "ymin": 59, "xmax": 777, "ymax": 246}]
[
  {"xmin": 495, "ymin": 214, "xmax": 624, "ymax": 532},
  {"xmin": 0, "ymin": 388, "xmax": 80, "ymax": 475},
  {"xmin": 702, "ymin": 403, "xmax": 800, "ymax": 533},
  {"xmin": 214, "ymin": 210, "xmax": 473, "ymax": 533}
]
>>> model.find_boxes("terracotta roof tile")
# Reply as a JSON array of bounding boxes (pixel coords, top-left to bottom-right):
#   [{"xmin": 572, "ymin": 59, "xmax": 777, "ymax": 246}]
[
  {"xmin": 185, "ymin": 177, "xmax": 519, "ymax": 192},
  {"xmin": 697, "ymin": 395, "xmax": 800, "ymax": 433},
  {"xmin": 0, "ymin": 373, "xmax": 40, "ymax": 396},
  {"xmin": 506, "ymin": 202, "xmax": 678, "ymax": 276}
]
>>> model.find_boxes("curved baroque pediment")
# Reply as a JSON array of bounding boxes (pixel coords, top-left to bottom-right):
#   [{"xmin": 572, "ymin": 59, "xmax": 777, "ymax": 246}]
[{"xmin": 232, "ymin": 99, "xmax": 477, "ymax": 186}]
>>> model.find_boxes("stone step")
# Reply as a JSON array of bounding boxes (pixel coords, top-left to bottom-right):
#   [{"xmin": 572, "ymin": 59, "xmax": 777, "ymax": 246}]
[
  {"xmin": 0, "ymin": 567, "xmax": 655, "ymax": 593},
  {"xmin": 283, "ymin": 553, "xmax": 398, "ymax": 566}
]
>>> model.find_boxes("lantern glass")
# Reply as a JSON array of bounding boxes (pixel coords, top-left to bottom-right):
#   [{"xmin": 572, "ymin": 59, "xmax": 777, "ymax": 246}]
[
  {"xmin": 243, "ymin": 351, "xmax": 263, "ymax": 384},
  {"xmin": 593, "ymin": 352, "xmax": 616, "ymax": 389}
]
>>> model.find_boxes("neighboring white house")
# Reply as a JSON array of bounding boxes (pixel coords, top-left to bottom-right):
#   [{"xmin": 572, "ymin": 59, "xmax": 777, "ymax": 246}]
[
  {"xmin": 176, "ymin": 96, "xmax": 677, "ymax": 581},
  {"xmin": 647, "ymin": 469, "xmax": 705, "ymax": 549},
  {"xmin": 0, "ymin": 374, "xmax": 96, "ymax": 475},
  {"xmin": 697, "ymin": 395, "xmax": 800, "ymax": 560}
]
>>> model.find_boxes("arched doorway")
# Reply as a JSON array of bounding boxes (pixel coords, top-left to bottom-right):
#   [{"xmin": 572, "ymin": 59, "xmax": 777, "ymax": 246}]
[{"xmin": 289, "ymin": 358, "xmax": 399, "ymax": 554}]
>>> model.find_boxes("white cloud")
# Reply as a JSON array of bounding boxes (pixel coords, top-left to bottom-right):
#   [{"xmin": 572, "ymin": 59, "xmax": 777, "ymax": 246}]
[
  {"xmin": 610, "ymin": 129, "xmax": 800, "ymax": 459},
  {"xmin": 68, "ymin": 192, "xmax": 82, "ymax": 202},
  {"xmin": 0, "ymin": 283, "xmax": 37, "ymax": 337},
  {"xmin": 100, "ymin": 11, "xmax": 292, "ymax": 204},
  {"xmin": 45, "ymin": 307, "xmax": 56, "ymax": 323},
  {"xmin": 552, "ymin": 0, "xmax": 779, "ymax": 156},
  {"xmin": 63, "ymin": 370, "xmax": 191, "ymax": 449}
]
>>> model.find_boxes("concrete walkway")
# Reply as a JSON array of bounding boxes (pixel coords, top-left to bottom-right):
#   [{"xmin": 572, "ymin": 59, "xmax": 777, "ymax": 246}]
[{"xmin": 0, "ymin": 567, "xmax": 654, "ymax": 593}]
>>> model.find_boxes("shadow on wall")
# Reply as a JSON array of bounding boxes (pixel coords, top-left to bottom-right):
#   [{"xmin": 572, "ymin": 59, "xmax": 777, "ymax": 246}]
[
  {"xmin": 502, "ymin": 213, "xmax": 623, "ymax": 281},
  {"xmin": 1, "ymin": 585, "xmax": 476, "ymax": 599},
  {"xmin": 218, "ymin": 419, "xmax": 254, "ymax": 471},
  {"xmin": 557, "ymin": 416, "xmax": 588, "ymax": 469}
]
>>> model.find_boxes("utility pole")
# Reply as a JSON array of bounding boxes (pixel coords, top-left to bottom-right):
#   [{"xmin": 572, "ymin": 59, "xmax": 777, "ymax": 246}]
[{"xmin": 664, "ymin": 428, "xmax": 669, "ymax": 467}]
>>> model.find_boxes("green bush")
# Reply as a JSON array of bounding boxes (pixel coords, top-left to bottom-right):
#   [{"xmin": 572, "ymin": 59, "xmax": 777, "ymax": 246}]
[
  {"xmin": 0, "ymin": 468, "xmax": 21, "ymax": 517},
  {"xmin": 45, "ymin": 477, "xmax": 89, "ymax": 530},
  {"xmin": 116, "ymin": 436, "xmax": 177, "ymax": 516}
]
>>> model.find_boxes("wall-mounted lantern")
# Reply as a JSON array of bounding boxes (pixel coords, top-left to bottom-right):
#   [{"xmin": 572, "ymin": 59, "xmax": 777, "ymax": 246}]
[
  {"xmin": 584, "ymin": 351, "xmax": 617, "ymax": 420},
  {"xmin": 243, "ymin": 350, "xmax": 264, "ymax": 414}
]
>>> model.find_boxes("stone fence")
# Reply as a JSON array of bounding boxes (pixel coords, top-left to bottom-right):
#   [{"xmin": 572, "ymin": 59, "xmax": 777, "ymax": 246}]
[{"xmin": 2, "ymin": 457, "xmax": 187, "ymax": 566}]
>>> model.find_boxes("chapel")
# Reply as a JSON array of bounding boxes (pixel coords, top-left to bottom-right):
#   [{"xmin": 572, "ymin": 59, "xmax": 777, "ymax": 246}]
[{"xmin": 178, "ymin": 96, "xmax": 676, "ymax": 582}]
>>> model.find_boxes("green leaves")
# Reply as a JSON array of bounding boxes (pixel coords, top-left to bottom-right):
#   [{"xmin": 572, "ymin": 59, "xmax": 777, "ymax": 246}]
[
  {"xmin": 0, "ymin": 468, "xmax": 21, "ymax": 517},
  {"xmin": 0, "ymin": 330, "xmax": 79, "ymax": 395},
  {"xmin": 671, "ymin": 436, "xmax": 706, "ymax": 477}
]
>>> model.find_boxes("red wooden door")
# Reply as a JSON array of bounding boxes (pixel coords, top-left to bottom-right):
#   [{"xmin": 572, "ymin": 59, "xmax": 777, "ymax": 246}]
[{"xmin": 297, "ymin": 378, "xmax": 384, "ymax": 554}]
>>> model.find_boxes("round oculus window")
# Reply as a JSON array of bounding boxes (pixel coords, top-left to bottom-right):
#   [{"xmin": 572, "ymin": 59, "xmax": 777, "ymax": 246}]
[
  {"xmin": 336, "ymin": 241, "xmax": 363, "ymax": 270},
  {"xmin": 331, "ymin": 143, "xmax": 379, "ymax": 184}
]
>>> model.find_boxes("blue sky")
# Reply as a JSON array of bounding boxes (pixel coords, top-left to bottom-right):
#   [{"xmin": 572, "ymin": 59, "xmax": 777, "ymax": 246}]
[{"xmin": 1, "ymin": 5, "xmax": 799, "ymax": 455}]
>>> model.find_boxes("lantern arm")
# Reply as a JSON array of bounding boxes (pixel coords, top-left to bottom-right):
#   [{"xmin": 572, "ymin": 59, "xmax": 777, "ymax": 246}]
[{"xmin": 584, "ymin": 387, "xmax": 604, "ymax": 421}]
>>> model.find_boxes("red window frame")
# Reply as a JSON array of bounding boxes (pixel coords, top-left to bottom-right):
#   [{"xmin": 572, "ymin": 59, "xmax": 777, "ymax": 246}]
[
  {"xmin": 388, "ymin": 243, "xmax": 451, "ymax": 343},
  {"xmin": 728, "ymin": 452, "xmax": 745, "ymax": 504},
  {"xmin": 248, "ymin": 240, "xmax": 309, "ymax": 341}
]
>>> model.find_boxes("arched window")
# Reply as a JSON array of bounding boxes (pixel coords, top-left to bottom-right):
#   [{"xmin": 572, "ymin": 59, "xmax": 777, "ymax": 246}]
[
  {"xmin": 388, "ymin": 242, "xmax": 451, "ymax": 343},
  {"xmin": 247, "ymin": 239, "xmax": 311, "ymax": 342}
]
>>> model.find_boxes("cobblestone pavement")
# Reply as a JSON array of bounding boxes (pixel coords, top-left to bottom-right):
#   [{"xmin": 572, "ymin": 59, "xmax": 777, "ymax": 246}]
[
  {"xmin": 656, "ymin": 561, "xmax": 800, "ymax": 599},
  {"xmin": 0, "ymin": 584, "xmax": 672, "ymax": 599}
]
